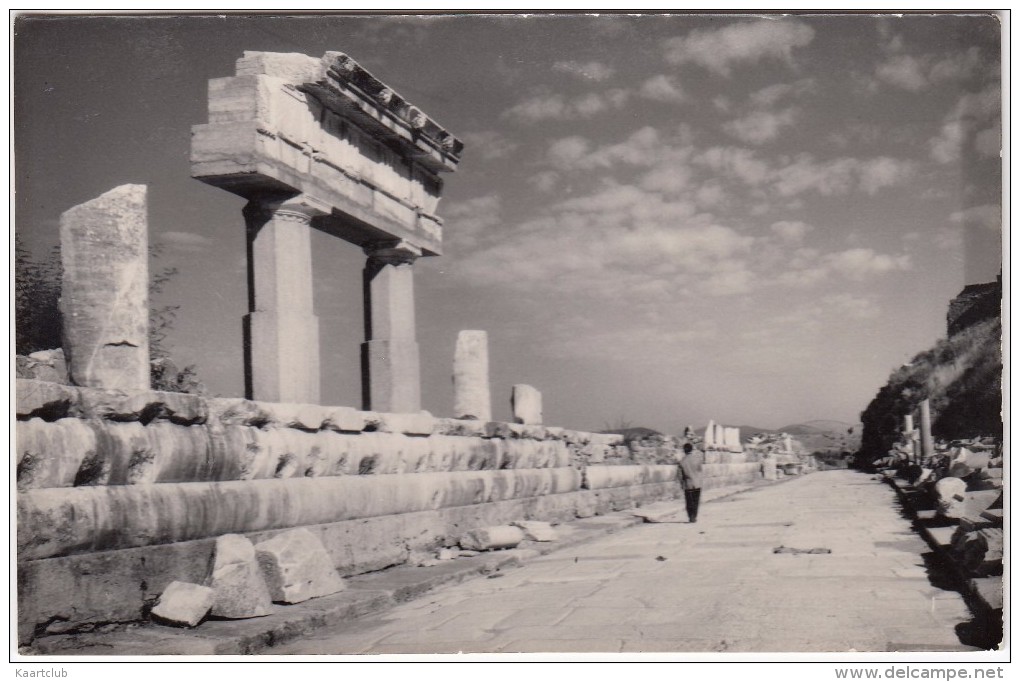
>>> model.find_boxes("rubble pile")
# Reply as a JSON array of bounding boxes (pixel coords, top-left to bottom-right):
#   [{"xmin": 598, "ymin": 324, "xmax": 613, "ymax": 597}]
[{"xmin": 745, "ymin": 432, "xmax": 817, "ymax": 478}]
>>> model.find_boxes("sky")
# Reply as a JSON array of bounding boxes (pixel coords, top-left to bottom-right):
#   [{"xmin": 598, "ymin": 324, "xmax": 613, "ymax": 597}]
[{"xmin": 13, "ymin": 12, "xmax": 1003, "ymax": 434}]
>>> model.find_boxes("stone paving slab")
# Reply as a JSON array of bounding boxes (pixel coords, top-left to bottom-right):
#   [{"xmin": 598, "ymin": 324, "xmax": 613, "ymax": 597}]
[{"xmin": 260, "ymin": 471, "xmax": 986, "ymax": 654}]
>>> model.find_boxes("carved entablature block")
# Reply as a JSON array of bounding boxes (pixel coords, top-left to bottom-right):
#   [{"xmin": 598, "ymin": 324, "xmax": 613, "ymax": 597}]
[{"xmin": 190, "ymin": 51, "xmax": 463, "ymax": 257}]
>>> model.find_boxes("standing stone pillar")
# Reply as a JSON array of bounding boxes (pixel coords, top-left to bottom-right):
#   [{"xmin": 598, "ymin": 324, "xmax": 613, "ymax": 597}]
[
  {"xmin": 904, "ymin": 414, "xmax": 914, "ymax": 435},
  {"xmin": 919, "ymin": 399, "xmax": 935, "ymax": 459},
  {"xmin": 59, "ymin": 184, "xmax": 150, "ymax": 390},
  {"xmin": 511, "ymin": 384, "xmax": 542, "ymax": 424},
  {"xmin": 453, "ymin": 330, "xmax": 491, "ymax": 421},
  {"xmin": 361, "ymin": 241, "xmax": 421, "ymax": 413},
  {"xmin": 243, "ymin": 199, "xmax": 323, "ymax": 404},
  {"xmin": 704, "ymin": 420, "xmax": 716, "ymax": 448}
]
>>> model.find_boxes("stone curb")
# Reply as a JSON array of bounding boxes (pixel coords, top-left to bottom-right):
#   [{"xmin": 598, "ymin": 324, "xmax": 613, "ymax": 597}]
[
  {"xmin": 882, "ymin": 474, "xmax": 1002, "ymax": 618},
  {"xmin": 25, "ymin": 481, "xmax": 775, "ymax": 656}
]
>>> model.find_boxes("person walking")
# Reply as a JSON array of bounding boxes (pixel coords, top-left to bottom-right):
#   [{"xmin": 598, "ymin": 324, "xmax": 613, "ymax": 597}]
[{"xmin": 679, "ymin": 442, "xmax": 704, "ymax": 523}]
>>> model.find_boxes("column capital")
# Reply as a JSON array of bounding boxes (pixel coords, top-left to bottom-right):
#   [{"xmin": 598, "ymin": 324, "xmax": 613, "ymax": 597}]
[
  {"xmin": 364, "ymin": 239, "xmax": 422, "ymax": 265},
  {"xmin": 243, "ymin": 196, "xmax": 329, "ymax": 227}
]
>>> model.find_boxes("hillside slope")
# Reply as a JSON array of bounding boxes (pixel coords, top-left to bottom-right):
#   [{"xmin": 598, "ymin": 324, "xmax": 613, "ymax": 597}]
[{"xmin": 858, "ymin": 281, "xmax": 1002, "ymax": 464}]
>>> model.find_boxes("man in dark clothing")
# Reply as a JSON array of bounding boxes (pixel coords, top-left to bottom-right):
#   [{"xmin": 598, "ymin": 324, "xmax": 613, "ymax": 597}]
[{"xmin": 679, "ymin": 442, "xmax": 705, "ymax": 523}]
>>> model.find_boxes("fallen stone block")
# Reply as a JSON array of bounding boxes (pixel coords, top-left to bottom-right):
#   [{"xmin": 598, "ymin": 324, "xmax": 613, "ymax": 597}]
[
  {"xmin": 459, "ymin": 525, "xmax": 525, "ymax": 551},
  {"xmin": 962, "ymin": 528, "xmax": 1003, "ymax": 577},
  {"xmin": 24, "ymin": 349, "xmax": 68, "ymax": 384},
  {"xmin": 632, "ymin": 508, "xmax": 687, "ymax": 524},
  {"xmin": 512, "ymin": 520, "xmax": 557, "ymax": 542},
  {"xmin": 436, "ymin": 548, "xmax": 459, "ymax": 561},
  {"xmin": 208, "ymin": 534, "xmax": 273, "ymax": 618},
  {"xmin": 322, "ymin": 406, "xmax": 368, "ymax": 433},
  {"xmin": 255, "ymin": 528, "xmax": 346, "ymax": 604},
  {"xmin": 151, "ymin": 581, "xmax": 214, "ymax": 628}
]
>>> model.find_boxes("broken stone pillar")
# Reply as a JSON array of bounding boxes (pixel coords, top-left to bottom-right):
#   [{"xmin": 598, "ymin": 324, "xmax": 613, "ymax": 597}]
[
  {"xmin": 714, "ymin": 424, "xmax": 725, "ymax": 448},
  {"xmin": 59, "ymin": 184, "xmax": 150, "ymax": 390},
  {"xmin": 243, "ymin": 199, "xmax": 324, "ymax": 404},
  {"xmin": 453, "ymin": 330, "xmax": 491, "ymax": 421},
  {"xmin": 920, "ymin": 399, "xmax": 935, "ymax": 459},
  {"xmin": 361, "ymin": 241, "xmax": 421, "ymax": 413},
  {"xmin": 904, "ymin": 414, "xmax": 914, "ymax": 435},
  {"xmin": 511, "ymin": 384, "xmax": 542, "ymax": 424}
]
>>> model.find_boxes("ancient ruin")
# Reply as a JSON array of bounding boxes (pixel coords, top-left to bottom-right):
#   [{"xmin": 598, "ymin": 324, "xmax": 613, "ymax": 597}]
[{"xmin": 190, "ymin": 51, "xmax": 462, "ymax": 408}]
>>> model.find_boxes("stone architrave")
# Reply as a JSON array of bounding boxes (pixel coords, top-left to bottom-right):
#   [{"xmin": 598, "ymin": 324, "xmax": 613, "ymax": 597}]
[
  {"xmin": 191, "ymin": 51, "xmax": 462, "ymax": 406},
  {"xmin": 59, "ymin": 184, "xmax": 150, "ymax": 391},
  {"xmin": 453, "ymin": 331, "xmax": 491, "ymax": 421},
  {"xmin": 255, "ymin": 528, "xmax": 346, "ymax": 604},
  {"xmin": 511, "ymin": 384, "xmax": 543, "ymax": 425},
  {"xmin": 920, "ymin": 399, "xmax": 935, "ymax": 459},
  {"xmin": 361, "ymin": 241, "xmax": 422, "ymax": 413},
  {"xmin": 703, "ymin": 420, "xmax": 716, "ymax": 448},
  {"xmin": 208, "ymin": 534, "xmax": 274, "ymax": 619}
]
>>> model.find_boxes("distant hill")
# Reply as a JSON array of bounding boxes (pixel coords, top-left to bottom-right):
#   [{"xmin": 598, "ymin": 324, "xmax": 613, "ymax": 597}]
[{"xmin": 777, "ymin": 420, "xmax": 859, "ymax": 435}]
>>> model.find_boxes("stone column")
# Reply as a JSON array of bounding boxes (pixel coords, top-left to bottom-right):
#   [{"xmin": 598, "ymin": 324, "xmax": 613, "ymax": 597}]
[
  {"xmin": 60, "ymin": 184, "xmax": 150, "ymax": 390},
  {"xmin": 703, "ymin": 421, "xmax": 716, "ymax": 448},
  {"xmin": 919, "ymin": 399, "xmax": 935, "ymax": 459},
  {"xmin": 453, "ymin": 330, "xmax": 491, "ymax": 421},
  {"xmin": 512, "ymin": 384, "xmax": 542, "ymax": 424},
  {"xmin": 243, "ymin": 199, "xmax": 322, "ymax": 404},
  {"xmin": 361, "ymin": 241, "xmax": 421, "ymax": 413},
  {"xmin": 904, "ymin": 414, "xmax": 914, "ymax": 435}
]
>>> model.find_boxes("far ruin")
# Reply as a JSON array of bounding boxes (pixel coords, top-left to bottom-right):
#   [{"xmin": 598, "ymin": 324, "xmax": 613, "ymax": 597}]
[{"xmin": 190, "ymin": 51, "xmax": 463, "ymax": 410}]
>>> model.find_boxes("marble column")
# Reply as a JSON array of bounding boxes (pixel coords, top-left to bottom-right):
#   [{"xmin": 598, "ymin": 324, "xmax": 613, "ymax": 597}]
[
  {"xmin": 511, "ymin": 384, "xmax": 542, "ymax": 425},
  {"xmin": 920, "ymin": 399, "xmax": 935, "ymax": 459},
  {"xmin": 361, "ymin": 241, "xmax": 421, "ymax": 413},
  {"xmin": 243, "ymin": 199, "xmax": 322, "ymax": 404}
]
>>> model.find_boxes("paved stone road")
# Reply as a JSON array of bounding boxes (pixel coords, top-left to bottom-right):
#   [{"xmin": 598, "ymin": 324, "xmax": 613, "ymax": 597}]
[{"xmin": 269, "ymin": 470, "xmax": 975, "ymax": 654}]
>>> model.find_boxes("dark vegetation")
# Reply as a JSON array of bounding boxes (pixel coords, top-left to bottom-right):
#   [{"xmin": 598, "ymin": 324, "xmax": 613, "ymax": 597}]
[{"xmin": 15, "ymin": 235, "xmax": 203, "ymax": 393}]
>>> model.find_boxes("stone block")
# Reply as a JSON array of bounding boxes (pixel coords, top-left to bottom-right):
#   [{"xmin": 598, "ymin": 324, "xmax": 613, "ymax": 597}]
[
  {"xmin": 259, "ymin": 402, "xmax": 330, "ymax": 431},
  {"xmin": 511, "ymin": 384, "xmax": 543, "ymax": 424},
  {"xmin": 459, "ymin": 525, "xmax": 525, "ymax": 551},
  {"xmin": 17, "ymin": 468, "xmax": 584, "ymax": 559},
  {"xmin": 23, "ymin": 349, "xmax": 68, "ymax": 384},
  {"xmin": 77, "ymin": 386, "xmax": 207, "ymax": 424},
  {"xmin": 16, "ymin": 379, "xmax": 78, "ymax": 421},
  {"xmin": 584, "ymin": 464, "xmax": 678, "ymax": 490},
  {"xmin": 322, "ymin": 406, "xmax": 368, "ymax": 432},
  {"xmin": 207, "ymin": 398, "xmax": 273, "ymax": 427},
  {"xmin": 376, "ymin": 410, "xmax": 435, "ymax": 436},
  {"xmin": 453, "ymin": 330, "xmax": 491, "ymax": 421},
  {"xmin": 208, "ymin": 534, "xmax": 274, "ymax": 618},
  {"xmin": 60, "ymin": 184, "xmax": 150, "ymax": 391},
  {"xmin": 151, "ymin": 581, "xmax": 214, "ymax": 627},
  {"xmin": 255, "ymin": 528, "xmax": 346, "ymax": 604},
  {"xmin": 433, "ymin": 418, "xmax": 488, "ymax": 437},
  {"xmin": 235, "ymin": 50, "xmax": 324, "ymax": 81}
]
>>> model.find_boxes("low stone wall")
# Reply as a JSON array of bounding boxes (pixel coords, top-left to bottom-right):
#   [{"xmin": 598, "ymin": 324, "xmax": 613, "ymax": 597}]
[{"xmin": 15, "ymin": 379, "xmax": 762, "ymax": 643}]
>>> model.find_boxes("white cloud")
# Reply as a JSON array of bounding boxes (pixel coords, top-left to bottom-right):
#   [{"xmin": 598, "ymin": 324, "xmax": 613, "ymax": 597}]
[
  {"xmin": 749, "ymin": 79, "xmax": 814, "ymax": 107},
  {"xmin": 770, "ymin": 220, "xmax": 813, "ymax": 241},
  {"xmin": 874, "ymin": 46, "xmax": 983, "ymax": 92},
  {"xmin": 773, "ymin": 155, "xmax": 916, "ymax": 196},
  {"xmin": 822, "ymin": 293, "xmax": 880, "ymax": 320},
  {"xmin": 503, "ymin": 89, "xmax": 630, "ymax": 122},
  {"xmin": 823, "ymin": 248, "xmax": 911, "ymax": 279},
  {"xmin": 949, "ymin": 204, "xmax": 1001, "ymax": 231},
  {"xmin": 695, "ymin": 146, "xmax": 771, "ymax": 186},
  {"xmin": 442, "ymin": 195, "xmax": 502, "ymax": 251},
  {"xmin": 639, "ymin": 75, "xmax": 685, "ymax": 103},
  {"xmin": 160, "ymin": 231, "xmax": 212, "ymax": 252},
  {"xmin": 552, "ymin": 60, "xmax": 615, "ymax": 82},
  {"xmin": 662, "ymin": 20, "xmax": 815, "ymax": 76},
  {"xmin": 929, "ymin": 84, "xmax": 1000, "ymax": 163},
  {"xmin": 723, "ymin": 107, "xmax": 798, "ymax": 144},
  {"xmin": 875, "ymin": 54, "xmax": 928, "ymax": 91}
]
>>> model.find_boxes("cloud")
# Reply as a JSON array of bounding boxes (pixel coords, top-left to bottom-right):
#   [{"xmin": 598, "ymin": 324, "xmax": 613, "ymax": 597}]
[
  {"xmin": 823, "ymin": 248, "xmax": 911, "ymax": 279},
  {"xmin": 695, "ymin": 146, "xmax": 771, "ymax": 186},
  {"xmin": 773, "ymin": 155, "xmax": 916, "ymax": 196},
  {"xmin": 552, "ymin": 60, "xmax": 615, "ymax": 82},
  {"xmin": 822, "ymin": 293, "xmax": 880, "ymax": 320},
  {"xmin": 160, "ymin": 231, "xmax": 213, "ymax": 252},
  {"xmin": 874, "ymin": 46, "xmax": 983, "ymax": 92},
  {"xmin": 459, "ymin": 130, "xmax": 519, "ymax": 160},
  {"xmin": 723, "ymin": 107, "xmax": 798, "ymax": 144},
  {"xmin": 441, "ymin": 195, "xmax": 502, "ymax": 251},
  {"xmin": 929, "ymin": 84, "xmax": 1000, "ymax": 163},
  {"xmin": 770, "ymin": 220, "xmax": 813, "ymax": 241},
  {"xmin": 749, "ymin": 78, "xmax": 814, "ymax": 107},
  {"xmin": 662, "ymin": 20, "xmax": 815, "ymax": 76},
  {"xmin": 639, "ymin": 75, "xmax": 685, "ymax": 103},
  {"xmin": 503, "ymin": 89, "xmax": 630, "ymax": 122},
  {"xmin": 949, "ymin": 204, "xmax": 1001, "ymax": 231}
]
